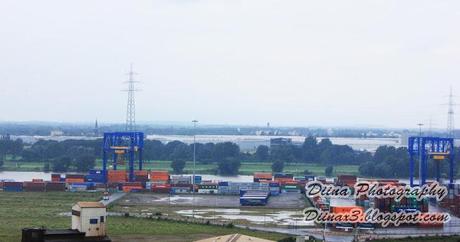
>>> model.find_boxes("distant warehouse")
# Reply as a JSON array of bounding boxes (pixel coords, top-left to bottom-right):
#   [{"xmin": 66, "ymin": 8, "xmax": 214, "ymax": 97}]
[{"xmin": 269, "ymin": 138, "xmax": 292, "ymax": 149}]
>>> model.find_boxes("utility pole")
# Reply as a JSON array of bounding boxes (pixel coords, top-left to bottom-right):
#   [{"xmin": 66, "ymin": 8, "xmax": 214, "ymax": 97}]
[{"xmin": 124, "ymin": 64, "xmax": 139, "ymax": 131}]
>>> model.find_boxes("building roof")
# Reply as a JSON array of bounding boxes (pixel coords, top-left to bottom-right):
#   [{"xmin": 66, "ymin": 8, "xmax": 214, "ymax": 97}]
[
  {"xmin": 76, "ymin": 202, "xmax": 106, "ymax": 208},
  {"xmin": 194, "ymin": 234, "xmax": 275, "ymax": 242}
]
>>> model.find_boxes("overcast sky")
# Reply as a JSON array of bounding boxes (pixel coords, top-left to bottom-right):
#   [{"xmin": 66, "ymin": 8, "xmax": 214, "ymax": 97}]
[{"xmin": 1, "ymin": 0, "xmax": 459, "ymax": 128}]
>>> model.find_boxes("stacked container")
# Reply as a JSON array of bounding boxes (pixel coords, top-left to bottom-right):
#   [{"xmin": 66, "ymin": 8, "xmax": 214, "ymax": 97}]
[
  {"xmin": 305, "ymin": 175, "xmax": 316, "ymax": 182},
  {"xmin": 171, "ymin": 184, "xmax": 192, "ymax": 194},
  {"xmin": 122, "ymin": 182, "xmax": 144, "ymax": 192},
  {"xmin": 68, "ymin": 182, "xmax": 95, "ymax": 192},
  {"xmin": 268, "ymin": 182, "xmax": 280, "ymax": 196},
  {"xmin": 85, "ymin": 170, "xmax": 105, "ymax": 183},
  {"xmin": 253, "ymin": 172, "xmax": 272, "ymax": 182},
  {"xmin": 152, "ymin": 184, "xmax": 171, "ymax": 193},
  {"xmin": 198, "ymin": 183, "xmax": 218, "ymax": 194},
  {"xmin": 337, "ymin": 175, "xmax": 357, "ymax": 187},
  {"xmin": 108, "ymin": 170, "xmax": 127, "ymax": 183},
  {"xmin": 281, "ymin": 181, "xmax": 300, "ymax": 193},
  {"xmin": 3, "ymin": 182, "xmax": 23, "ymax": 192},
  {"xmin": 65, "ymin": 174, "xmax": 85, "ymax": 183},
  {"xmin": 134, "ymin": 170, "xmax": 149, "ymax": 183},
  {"xmin": 194, "ymin": 175, "xmax": 202, "ymax": 184},
  {"xmin": 23, "ymin": 181, "xmax": 46, "ymax": 192},
  {"xmin": 274, "ymin": 173, "xmax": 294, "ymax": 184},
  {"xmin": 51, "ymin": 174, "xmax": 61, "ymax": 182},
  {"xmin": 170, "ymin": 175, "xmax": 192, "ymax": 185},
  {"xmin": 45, "ymin": 182, "xmax": 66, "ymax": 191},
  {"xmin": 170, "ymin": 175, "xmax": 192, "ymax": 194},
  {"xmin": 218, "ymin": 181, "xmax": 230, "ymax": 194},
  {"xmin": 151, "ymin": 171, "xmax": 169, "ymax": 184}
]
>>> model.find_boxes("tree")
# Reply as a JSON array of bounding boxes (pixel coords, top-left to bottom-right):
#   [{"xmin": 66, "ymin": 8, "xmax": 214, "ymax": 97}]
[
  {"xmin": 43, "ymin": 162, "xmax": 50, "ymax": 172},
  {"xmin": 196, "ymin": 143, "xmax": 215, "ymax": 164},
  {"xmin": 358, "ymin": 161, "xmax": 374, "ymax": 177},
  {"xmin": 52, "ymin": 156, "xmax": 71, "ymax": 172},
  {"xmin": 213, "ymin": 142, "xmax": 240, "ymax": 161},
  {"xmin": 271, "ymin": 160, "xmax": 284, "ymax": 173},
  {"xmin": 255, "ymin": 145, "xmax": 269, "ymax": 161},
  {"xmin": 75, "ymin": 155, "xmax": 96, "ymax": 172},
  {"xmin": 143, "ymin": 140, "xmax": 165, "ymax": 160},
  {"xmin": 171, "ymin": 159, "xmax": 186, "ymax": 174},
  {"xmin": 302, "ymin": 136, "xmax": 318, "ymax": 162},
  {"xmin": 217, "ymin": 157, "xmax": 241, "ymax": 175},
  {"xmin": 325, "ymin": 165, "xmax": 333, "ymax": 177},
  {"xmin": 170, "ymin": 143, "xmax": 191, "ymax": 161},
  {"xmin": 374, "ymin": 163, "xmax": 393, "ymax": 178}
]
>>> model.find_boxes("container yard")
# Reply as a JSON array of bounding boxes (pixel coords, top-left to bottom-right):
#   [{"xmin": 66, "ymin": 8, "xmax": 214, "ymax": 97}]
[{"xmin": 1, "ymin": 133, "xmax": 459, "ymax": 241}]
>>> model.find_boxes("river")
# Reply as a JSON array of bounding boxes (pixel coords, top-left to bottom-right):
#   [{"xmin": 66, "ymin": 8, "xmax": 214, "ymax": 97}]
[{"xmin": 11, "ymin": 134, "xmax": 402, "ymax": 152}]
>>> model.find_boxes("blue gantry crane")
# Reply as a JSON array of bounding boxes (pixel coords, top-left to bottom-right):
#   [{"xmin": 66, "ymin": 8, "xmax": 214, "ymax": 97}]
[
  {"xmin": 102, "ymin": 132, "xmax": 144, "ymax": 183},
  {"xmin": 408, "ymin": 136, "xmax": 455, "ymax": 188}
]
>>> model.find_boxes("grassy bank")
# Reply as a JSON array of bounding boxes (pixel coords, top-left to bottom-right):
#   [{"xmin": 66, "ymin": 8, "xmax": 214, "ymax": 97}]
[{"xmin": 0, "ymin": 192, "xmax": 289, "ymax": 242}]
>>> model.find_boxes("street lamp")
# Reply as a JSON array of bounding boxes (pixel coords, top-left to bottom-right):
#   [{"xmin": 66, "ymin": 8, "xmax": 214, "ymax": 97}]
[
  {"xmin": 192, "ymin": 120, "xmax": 198, "ymax": 219},
  {"xmin": 417, "ymin": 123, "xmax": 424, "ymax": 186}
]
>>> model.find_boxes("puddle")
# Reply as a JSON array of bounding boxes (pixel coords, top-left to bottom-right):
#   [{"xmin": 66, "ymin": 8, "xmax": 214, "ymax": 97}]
[{"xmin": 175, "ymin": 208, "xmax": 314, "ymax": 226}]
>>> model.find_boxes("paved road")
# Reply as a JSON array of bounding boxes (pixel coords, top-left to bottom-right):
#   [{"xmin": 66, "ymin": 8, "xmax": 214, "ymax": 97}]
[{"xmin": 100, "ymin": 192, "xmax": 127, "ymax": 206}]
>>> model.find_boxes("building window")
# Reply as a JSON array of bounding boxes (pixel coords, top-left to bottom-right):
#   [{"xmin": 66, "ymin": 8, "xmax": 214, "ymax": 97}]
[
  {"xmin": 100, "ymin": 216, "xmax": 105, "ymax": 223},
  {"xmin": 89, "ymin": 218, "xmax": 98, "ymax": 224}
]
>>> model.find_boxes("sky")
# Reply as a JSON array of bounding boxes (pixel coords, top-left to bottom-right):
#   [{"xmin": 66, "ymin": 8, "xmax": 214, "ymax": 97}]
[{"xmin": 0, "ymin": 0, "xmax": 459, "ymax": 129}]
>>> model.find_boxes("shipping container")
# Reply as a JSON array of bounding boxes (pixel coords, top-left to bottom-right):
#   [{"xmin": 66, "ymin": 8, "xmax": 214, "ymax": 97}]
[
  {"xmin": 45, "ymin": 182, "xmax": 66, "ymax": 191},
  {"xmin": 198, "ymin": 183, "xmax": 218, "ymax": 194},
  {"xmin": 51, "ymin": 174, "xmax": 61, "ymax": 182},
  {"xmin": 66, "ymin": 174, "xmax": 85, "ymax": 179},
  {"xmin": 23, "ymin": 182, "xmax": 46, "ymax": 192},
  {"xmin": 108, "ymin": 170, "xmax": 127, "ymax": 183},
  {"xmin": 253, "ymin": 172, "xmax": 272, "ymax": 182},
  {"xmin": 152, "ymin": 184, "xmax": 171, "ymax": 193},
  {"xmin": 3, "ymin": 182, "xmax": 23, "ymax": 192},
  {"xmin": 151, "ymin": 171, "xmax": 170, "ymax": 182},
  {"xmin": 171, "ymin": 186, "xmax": 192, "ymax": 194}
]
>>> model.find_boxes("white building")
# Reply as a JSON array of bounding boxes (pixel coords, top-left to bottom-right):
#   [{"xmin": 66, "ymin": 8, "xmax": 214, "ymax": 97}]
[{"xmin": 71, "ymin": 202, "xmax": 107, "ymax": 237}]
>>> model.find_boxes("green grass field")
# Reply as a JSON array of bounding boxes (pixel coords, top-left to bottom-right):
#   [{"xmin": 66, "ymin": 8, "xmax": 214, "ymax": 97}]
[
  {"xmin": 93, "ymin": 160, "xmax": 360, "ymax": 176},
  {"xmin": 0, "ymin": 192, "xmax": 289, "ymax": 242},
  {"xmin": 1, "ymin": 160, "xmax": 45, "ymax": 171},
  {"xmin": 1, "ymin": 159, "xmax": 360, "ymax": 176}
]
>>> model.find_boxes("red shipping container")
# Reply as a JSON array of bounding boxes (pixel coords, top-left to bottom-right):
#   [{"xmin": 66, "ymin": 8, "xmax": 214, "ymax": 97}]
[
  {"xmin": 45, "ymin": 182, "xmax": 66, "ymax": 191},
  {"xmin": 51, "ymin": 174, "xmax": 61, "ymax": 182},
  {"xmin": 65, "ymin": 178, "xmax": 85, "ymax": 183}
]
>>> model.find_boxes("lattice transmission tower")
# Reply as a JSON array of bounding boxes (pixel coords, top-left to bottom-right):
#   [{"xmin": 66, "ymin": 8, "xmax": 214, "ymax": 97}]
[{"xmin": 124, "ymin": 64, "xmax": 139, "ymax": 131}]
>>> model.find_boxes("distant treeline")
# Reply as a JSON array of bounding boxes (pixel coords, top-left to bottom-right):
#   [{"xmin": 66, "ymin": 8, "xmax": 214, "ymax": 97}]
[{"xmin": 0, "ymin": 136, "xmax": 458, "ymax": 178}]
